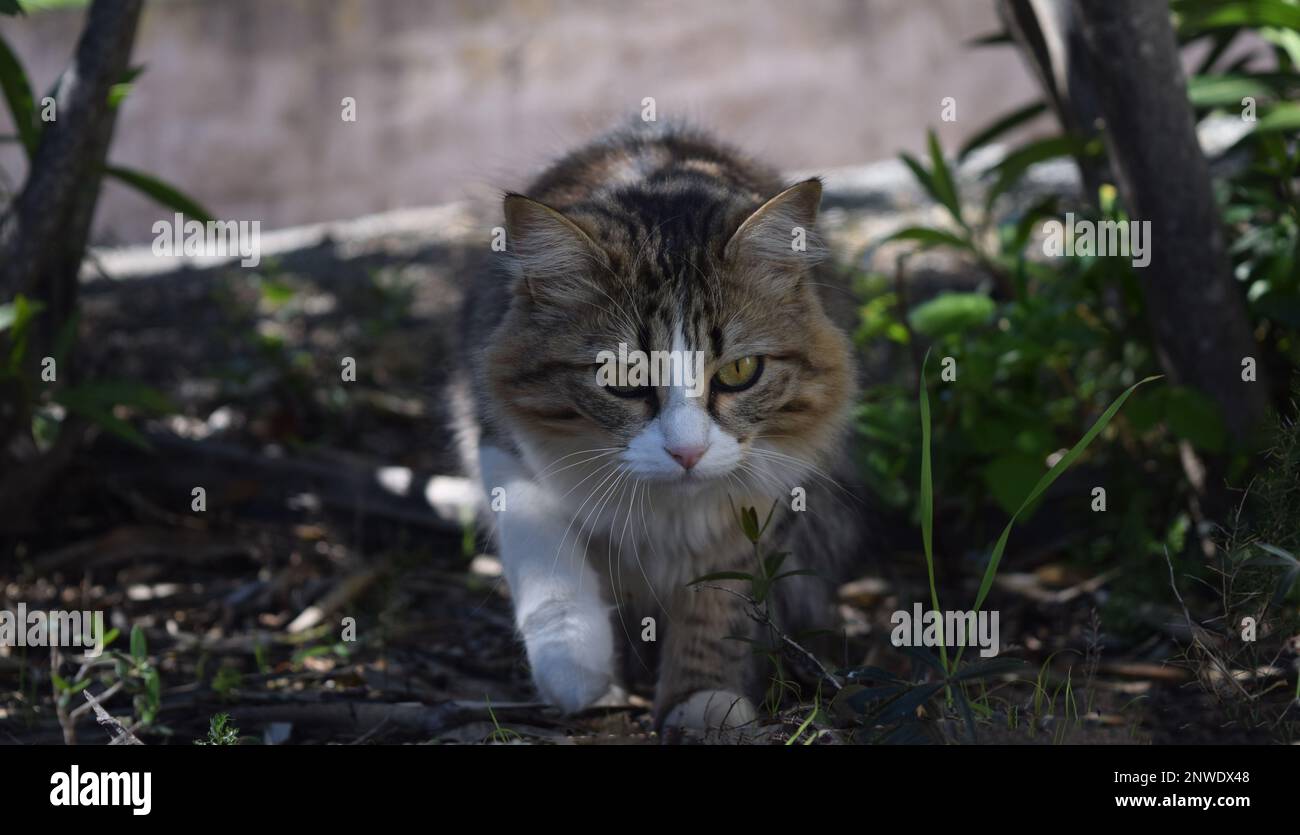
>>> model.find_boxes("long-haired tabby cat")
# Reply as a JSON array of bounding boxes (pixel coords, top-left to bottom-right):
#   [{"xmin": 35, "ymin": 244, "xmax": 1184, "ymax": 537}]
[{"xmin": 453, "ymin": 123, "xmax": 867, "ymax": 736}]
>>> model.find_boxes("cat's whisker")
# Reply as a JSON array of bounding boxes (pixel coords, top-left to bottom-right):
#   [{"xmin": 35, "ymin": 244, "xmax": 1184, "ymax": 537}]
[
  {"xmin": 738, "ymin": 457, "xmax": 845, "ymax": 525},
  {"xmin": 549, "ymin": 460, "xmax": 623, "ymax": 578},
  {"xmin": 746, "ymin": 444, "xmax": 861, "ymax": 504},
  {"xmin": 532, "ymin": 446, "xmax": 622, "ymax": 481},
  {"xmin": 744, "ymin": 450, "xmax": 859, "ymax": 520},
  {"xmin": 574, "ymin": 463, "xmax": 633, "ymax": 589},
  {"xmin": 535, "ymin": 449, "xmax": 622, "ymax": 483},
  {"xmin": 734, "ymin": 460, "xmax": 790, "ymax": 505}
]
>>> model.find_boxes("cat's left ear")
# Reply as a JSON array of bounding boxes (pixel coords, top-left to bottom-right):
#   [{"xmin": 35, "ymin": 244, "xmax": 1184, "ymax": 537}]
[{"xmin": 723, "ymin": 178, "xmax": 826, "ymax": 269}]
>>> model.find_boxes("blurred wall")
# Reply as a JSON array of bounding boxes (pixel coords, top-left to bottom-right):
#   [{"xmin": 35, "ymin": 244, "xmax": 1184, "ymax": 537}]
[{"xmin": 1, "ymin": 0, "xmax": 1040, "ymax": 244}]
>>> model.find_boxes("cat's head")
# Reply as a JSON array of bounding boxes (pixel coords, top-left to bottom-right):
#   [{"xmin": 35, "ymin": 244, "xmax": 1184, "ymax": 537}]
[{"xmin": 486, "ymin": 177, "xmax": 854, "ymax": 493}]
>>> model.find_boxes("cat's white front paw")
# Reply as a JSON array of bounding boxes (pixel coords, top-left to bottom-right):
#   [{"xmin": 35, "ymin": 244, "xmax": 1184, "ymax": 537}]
[{"xmin": 520, "ymin": 599, "xmax": 614, "ymax": 713}]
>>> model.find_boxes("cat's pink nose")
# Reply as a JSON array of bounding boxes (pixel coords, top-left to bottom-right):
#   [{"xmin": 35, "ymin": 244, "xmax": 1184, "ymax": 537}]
[{"xmin": 666, "ymin": 444, "xmax": 709, "ymax": 470}]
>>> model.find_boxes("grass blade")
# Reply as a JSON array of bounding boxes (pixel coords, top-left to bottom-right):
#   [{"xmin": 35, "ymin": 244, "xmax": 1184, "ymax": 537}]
[{"xmin": 917, "ymin": 349, "xmax": 949, "ymax": 673}]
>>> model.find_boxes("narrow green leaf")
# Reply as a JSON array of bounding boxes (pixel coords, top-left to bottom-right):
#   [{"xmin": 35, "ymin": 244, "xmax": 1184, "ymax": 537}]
[
  {"xmin": 926, "ymin": 129, "xmax": 965, "ymax": 228},
  {"xmin": 0, "ymin": 31, "xmax": 36, "ymax": 155},
  {"xmin": 104, "ymin": 164, "xmax": 214, "ymax": 223},
  {"xmin": 1176, "ymin": 0, "xmax": 1300, "ymax": 34},
  {"xmin": 917, "ymin": 350, "xmax": 948, "ymax": 673},
  {"xmin": 966, "ymin": 29, "xmax": 1012, "ymax": 48},
  {"xmin": 108, "ymin": 64, "xmax": 146, "ymax": 109},
  {"xmin": 900, "ymin": 152, "xmax": 940, "ymax": 206},
  {"xmin": 1187, "ymin": 74, "xmax": 1274, "ymax": 109},
  {"xmin": 1252, "ymin": 102, "xmax": 1300, "ymax": 134},
  {"xmin": 687, "ymin": 571, "xmax": 753, "ymax": 585},
  {"xmin": 130, "ymin": 624, "xmax": 147, "ymax": 662},
  {"xmin": 984, "ymin": 135, "xmax": 1088, "ymax": 212},
  {"xmin": 958, "ymin": 101, "xmax": 1048, "ymax": 162},
  {"xmin": 951, "ymin": 657, "xmax": 1027, "ymax": 681},
  {"xmin": 880, "ymin": 226, "xmax": 973, "ymax": 252}
]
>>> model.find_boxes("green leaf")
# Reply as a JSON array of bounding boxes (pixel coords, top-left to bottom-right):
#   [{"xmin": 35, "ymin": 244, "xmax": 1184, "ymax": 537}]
[
  {"xmin": 0, "ymin": 293, "xmax": 43, "ymax": 334},
  {"xmin": 908, "ymin": 291, "xmax": 996, "ymax": 338},
  {"xmin": 984, "ymin": 135, "xmax": 1085, "ymax": 211},
  {"xmin": 880, "ymin": 226, "xmax": 973, "ymax": 252},
  {"xmin": 0, "ymin": 1, "xmax": 26, "ymax": 16},
  {"xmin": 1176, "ymin": 0, "xmax": 1300, "ymax": 34},
  {"xmin": 0, "ymin": 31, "xmax": 36, "ymax": 155},
  {"xmin": 958, "ymin": 101, "xmax": 1048, "ymax": 162},
  {"xmin": 899, "ymin": 151, "xmax": 938, "ymax": 204},
  {"xmin": 1251, "ymin": 102, "xmax": 1300, "ymax": 134},
  {"xmin": 107, "ymin": 64, "xmax": 145, "ymax": 109},
  {"xmin": 1187, "ymin": 74, "xmax": 1275, "ymax": 109},
  {"xmin": 739, "ymin": 505, "xmax": 760, "ymax": 542},
  {"xmin": 2, "ymin": 294, "xmax": 45, "ymax": 370},
  {"xmin": 926, "ymin": 129, "xmax": 965, "ymax": 228},
  {"xmin": 687, "ymin": 571, "xmax": 753, "ymax": 585},
  {"xmin": 951, "ymin": 657, "xmax": 1027, "ymax": 681},
  {"xmin": 103, "ymin": 165, "xmax": 214, "ymax": 223},
  {"xmin": 130, "ymin": 624, "xmax": 147, "ymax": 663}
]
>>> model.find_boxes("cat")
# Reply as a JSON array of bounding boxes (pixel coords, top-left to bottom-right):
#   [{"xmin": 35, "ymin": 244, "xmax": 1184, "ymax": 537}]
[{"xmin": 452, "ymin": 123, "xmax": 869, "ymax": 736}]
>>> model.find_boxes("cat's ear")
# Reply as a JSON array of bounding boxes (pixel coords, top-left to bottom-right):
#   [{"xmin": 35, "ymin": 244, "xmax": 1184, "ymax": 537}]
[
  {"xmin": 503, "ymin": 194, "xmax": 608, "ymax": 304},
  {"xmin": 723, "ymin": 178, "xmax": 826, "ymax": 270}
]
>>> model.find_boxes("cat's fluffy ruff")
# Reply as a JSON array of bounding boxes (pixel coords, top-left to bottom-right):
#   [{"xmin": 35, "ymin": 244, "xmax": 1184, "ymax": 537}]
[{"xmin": 453, "ymin": 124, "xmax": 867, "ymax": 733}]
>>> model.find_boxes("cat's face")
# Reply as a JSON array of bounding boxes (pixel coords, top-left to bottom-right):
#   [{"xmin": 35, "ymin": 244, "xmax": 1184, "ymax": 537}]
[{"xmin": 487, "ymin": 179, "xmax": 853, "ymax": 494}]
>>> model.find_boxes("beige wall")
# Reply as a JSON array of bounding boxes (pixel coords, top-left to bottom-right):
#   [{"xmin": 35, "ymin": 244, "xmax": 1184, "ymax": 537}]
[{"xmin": 1, "ymin": 0, "xmax": 1040, "ymax": 244}]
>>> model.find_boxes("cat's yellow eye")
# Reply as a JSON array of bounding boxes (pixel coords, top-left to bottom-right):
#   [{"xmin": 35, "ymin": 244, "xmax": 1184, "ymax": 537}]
[{"xmin": 713, "ymin": 356, "xmax": 763, "ymax": 391}]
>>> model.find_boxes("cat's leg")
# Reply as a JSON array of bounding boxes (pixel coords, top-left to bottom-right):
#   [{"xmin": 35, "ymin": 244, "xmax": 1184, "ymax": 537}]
[
  {"xmin": 655, "ymin": 579, "xmax": 761, "ymax": 737},
  {"xmin": 480, "ymin": 445, "xmax": 615, "ymax": 713}
]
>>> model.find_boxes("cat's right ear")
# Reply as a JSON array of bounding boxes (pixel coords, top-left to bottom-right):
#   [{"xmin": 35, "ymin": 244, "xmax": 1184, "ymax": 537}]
[{"xmin": 502, "ymin": 194, "xmax": 608, "ymax": 305}]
